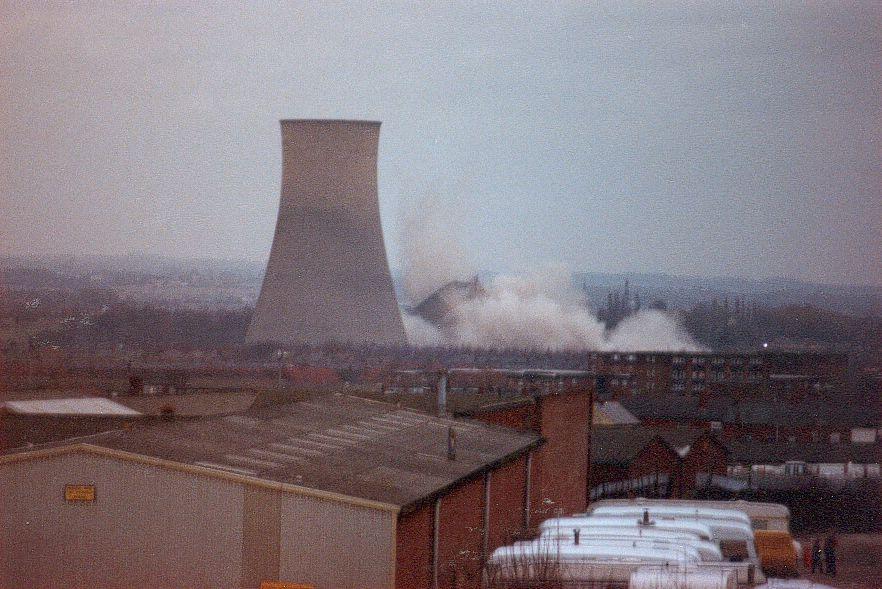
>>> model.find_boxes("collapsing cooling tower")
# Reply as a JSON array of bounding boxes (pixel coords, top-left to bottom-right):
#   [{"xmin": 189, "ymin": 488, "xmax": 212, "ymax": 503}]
[{"xmin": 246, "ymin": 120, "xmax": 406, "ymax": 345}]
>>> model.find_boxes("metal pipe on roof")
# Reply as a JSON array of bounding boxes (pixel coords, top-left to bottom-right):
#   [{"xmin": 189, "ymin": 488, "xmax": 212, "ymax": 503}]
[
  {"xmin": 524, "ymin": 451, "xmax": 533, "ymax": 529},
  {"xmin": 437, "ymin": 371, "xmax": 448, "ymax": 417},
  {"xmin": 447, "ymin": 427, "xmax": 456, "ymax": 461},
  {"xmin": 483, "ymin": 471, "xmax": 491, "ymax": 563},
  {"xmin": 432, "ymin": 498, "xmax": 441, "ymax": 589}
]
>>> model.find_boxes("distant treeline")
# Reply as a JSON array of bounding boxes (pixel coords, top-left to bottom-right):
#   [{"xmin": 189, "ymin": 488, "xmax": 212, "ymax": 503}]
[
  {"xmin": 32, "ymin": 305, "xmax": 252, "ymax": 351},
  {"xmin": 682, "ymin": 299, "xmax": 882, "ymax": 354}
]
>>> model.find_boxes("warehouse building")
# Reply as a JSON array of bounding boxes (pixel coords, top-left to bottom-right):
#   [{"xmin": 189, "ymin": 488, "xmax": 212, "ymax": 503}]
[
  {"xmin": 379, "ymin": 368, "xmax": 595, "ymax": 528},
  {"xmin": 452, "ymin": 371, "xmax": 593, "ymax": 526},
  {"xmin": 0, "ymin": 393, "xmax": 541, "ymax": 589}
]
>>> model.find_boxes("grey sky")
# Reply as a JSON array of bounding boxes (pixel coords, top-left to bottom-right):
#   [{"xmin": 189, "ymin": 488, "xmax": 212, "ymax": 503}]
[{"xmin": 1, "ymin": 2, "xmax": 880, "ymax": 286}]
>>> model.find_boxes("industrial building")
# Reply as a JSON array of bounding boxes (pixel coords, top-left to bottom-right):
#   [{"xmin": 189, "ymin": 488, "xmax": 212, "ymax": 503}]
[
  {"xmin": 379, "ymin": 368, "xmax": 595, "ymax": 526},
  {"xmin": 589, "ymin": 351, "xmax": 848, "ymax": 401},
  {"xmin": 0, "ymin": 393, "xmax": 543, "ymax": 589},
  {"xmin": 246, "ymin": 119, "xmax": 406, "ymax": 346}
]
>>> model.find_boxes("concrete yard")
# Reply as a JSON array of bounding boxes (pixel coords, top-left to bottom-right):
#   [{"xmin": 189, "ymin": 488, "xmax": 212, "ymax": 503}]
[{"xmin": 793, "ymin": 534, "xmax": 882, "ymax": 589}]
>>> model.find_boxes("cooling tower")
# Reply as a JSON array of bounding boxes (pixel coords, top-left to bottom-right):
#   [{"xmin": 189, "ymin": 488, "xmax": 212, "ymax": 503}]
[{"xmin": 246, "ymin": 120, "xmax": 406, "ymax": 345}]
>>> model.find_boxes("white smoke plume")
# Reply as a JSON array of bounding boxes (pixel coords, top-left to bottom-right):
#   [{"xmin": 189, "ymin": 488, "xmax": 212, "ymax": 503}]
[
  {"xmin": 398, "ymin": 190, "xmax": 477, "ymax": 305},
  {"xmin": 398, "ymin": 196, "xmax": 703, "ymax": 351},
  {"xmin": 401, "ymin": 312, "xmax": 444, "ymax": 347}
]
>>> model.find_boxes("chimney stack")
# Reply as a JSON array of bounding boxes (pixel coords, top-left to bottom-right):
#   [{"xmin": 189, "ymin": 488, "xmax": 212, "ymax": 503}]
[
  {"xmin": 437, "ymin": 371, "xmax": 448, "ymax": 417},
  {"xmin": 447, "ymin": 427, "xmax": 457, "ymax": 461}
]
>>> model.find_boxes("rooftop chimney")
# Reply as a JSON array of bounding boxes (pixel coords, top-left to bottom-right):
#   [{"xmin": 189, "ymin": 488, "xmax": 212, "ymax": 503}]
[
  {"xmin": 437, "ymin": 371, "xmax": 448, "ymax": 417},
  {"xmin": 447, "ymin": 427, "xmax": 457, "ymax": 461}
]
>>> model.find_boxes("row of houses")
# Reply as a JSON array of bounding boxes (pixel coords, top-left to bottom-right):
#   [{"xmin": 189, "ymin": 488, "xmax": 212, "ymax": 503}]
[{"xmin": 591, "ymin": 400, "xmax": 882, "ymax": 500}]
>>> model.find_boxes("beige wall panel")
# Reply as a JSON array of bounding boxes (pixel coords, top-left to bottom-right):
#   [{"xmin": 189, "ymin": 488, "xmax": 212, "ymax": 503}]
[
  {"xmin": 242, "ymin": 486, "xmax": 282, "ymax": 588},
  {"xmin": 278, "ymin": 494, "xmax": 395, "ymax": 589},
  {"xmin": 0, "ymin": 452, "xmax": 244, "ymax": 589}
]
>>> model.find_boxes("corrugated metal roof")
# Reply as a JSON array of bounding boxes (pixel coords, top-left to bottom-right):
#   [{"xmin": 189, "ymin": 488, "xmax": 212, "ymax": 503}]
[
  {"xmin": 594, "ymin": 401, "xmax": 640, "ymax": 425},
  {"xmin": 3, "ymin": 392, "xmax": 540, "ymax": 510},
  {"xmin": 118, "ymin": 392, "xmax": 257, "ymax": 416},
  {"xmin": 2, "ymin": 398, "xmax": 142, "ymax": 416}
]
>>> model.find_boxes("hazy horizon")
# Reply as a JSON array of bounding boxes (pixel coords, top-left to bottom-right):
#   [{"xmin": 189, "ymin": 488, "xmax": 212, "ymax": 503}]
[
  {"xmin": 2, "ymin": 3, "xmax": 880, "ymax": 286},
  {"xmin": 4, "ymin": 250, "xmax": 882, "ymax": 292}
]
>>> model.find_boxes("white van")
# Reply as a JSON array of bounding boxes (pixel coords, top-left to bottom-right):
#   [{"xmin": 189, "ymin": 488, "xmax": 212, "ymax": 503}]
[
  {"xmin": 591, "ymin": 504, "xmax": 752, "ymax": 527},
  {"xmin": 487, "ymin": 542, "xmax": 700, "ymax": 586},
  {"xmin": 540, "ymin": 526, "xmax": 722, "ymax": 561},
  {"xmin": 589, "ymin": 498, "xmax": 791, "ymax": 532},
  {"xmin": 540, "ymin": 515, "xmax": 715, "ymax": 542}
]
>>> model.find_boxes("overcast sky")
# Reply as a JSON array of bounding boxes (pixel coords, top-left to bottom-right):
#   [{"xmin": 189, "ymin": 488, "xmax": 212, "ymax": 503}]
[{"xmin": 1, "ymin": 2, "xmax": 880, "ymax": 286}]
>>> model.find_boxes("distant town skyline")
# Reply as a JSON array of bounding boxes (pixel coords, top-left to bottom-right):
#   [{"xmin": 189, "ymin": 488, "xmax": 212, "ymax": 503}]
[{"xmin": 2, "ymin": 3, "xmax": 880, "ymax": 286}]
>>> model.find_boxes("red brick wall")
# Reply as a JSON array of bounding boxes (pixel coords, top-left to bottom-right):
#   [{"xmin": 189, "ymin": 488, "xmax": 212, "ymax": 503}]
[
  {"xmin": 469, "ymin": 403, "xmax": 536, "ymax": 432},
  {"xmin": 589, "ymin": 463, "xmax": 628, "ymax": 488},
  {"xmin": 681, "ymin": 436, "xmax": 728, "ymax": 497},
  {"xmin": 467, "ymin": 389, "xmax": 593, "ymax": 530},
  {"xmin": 396, "ymin": 455, "xmax": 533, "ymax": 589},
  {"xmin": 629, "ymin": 439, "xmax": 681, "ymax": 496},
  {"xmin": 396, "ymin": 505, "xmax": 433, "ymax": 589},
  {"xmin": 533, "ymin": 391, "xmax": 591, "ymax": 522},
  {"xmin": 488, "ymin": 455, "xmax": 528, "ymax": 549},
  {"xmin": 437, "ymin": 477, "xmax": 485, "ymax": 589}
]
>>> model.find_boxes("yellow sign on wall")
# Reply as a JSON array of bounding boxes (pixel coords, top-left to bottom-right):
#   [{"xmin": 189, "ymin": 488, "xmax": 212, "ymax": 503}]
[
  {"xmin": 260, "ymin": 582, "xmax": 314, "ymax": 589},
  {"xmin": 64, "ymin": 484, "xmax": 95, "ymax": 502}
]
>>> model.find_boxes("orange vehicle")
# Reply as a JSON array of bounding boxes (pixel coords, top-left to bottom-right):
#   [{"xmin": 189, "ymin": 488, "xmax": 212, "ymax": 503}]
[{"xmin": 754, "ymin": 529, "xmax": 799, "ymax": 578}]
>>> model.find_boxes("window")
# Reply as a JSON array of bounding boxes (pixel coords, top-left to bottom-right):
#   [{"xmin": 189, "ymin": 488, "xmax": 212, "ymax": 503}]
[{"xmin": 784, "ymin": 462, "xmax": 806, "ymax": 476}]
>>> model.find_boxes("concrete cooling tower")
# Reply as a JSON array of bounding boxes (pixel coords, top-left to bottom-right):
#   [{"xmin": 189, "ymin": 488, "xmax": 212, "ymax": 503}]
[{"xmin": 246, "ymin": 120, "xmax": 406, "ymax": 345}]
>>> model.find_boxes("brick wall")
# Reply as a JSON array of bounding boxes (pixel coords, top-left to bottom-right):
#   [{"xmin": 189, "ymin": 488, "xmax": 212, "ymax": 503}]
[
  {"xmin": 533, "ymin": 391, "xmax": 591, "ymax": 521},
  {"xmin": 629, "ymin": 438, "xmax": 682, "ymax": 495},
  {"xmin": 487, "ymin": 456, "xmax": 528, "ymax": 549},
  {"xmin": 680, "ymin": 435, "xmax": 728, "ymax": 497},
  {"xmin": 396, "ymin": 505, "xmax": 433, "ymax": 589},
  {"xmin": 468, "ymin": 403, "xmax": 536, "ymax": 432},
  {"xmin": 437, "ymin": 476, "xmax": 486, "ymax": 589},
  {"xmin": 395, "ymin": 454, "xmax": 532, "ymax": 589}
]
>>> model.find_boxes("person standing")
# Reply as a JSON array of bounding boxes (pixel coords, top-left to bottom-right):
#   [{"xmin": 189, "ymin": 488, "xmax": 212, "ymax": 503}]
[
  {"xmin": 824, "ymin": 532, "xmax": 838, "ymax": 577},
  {"xmin": 811, "ymin": 537, "xmax": 824, "ymax": 574}
]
